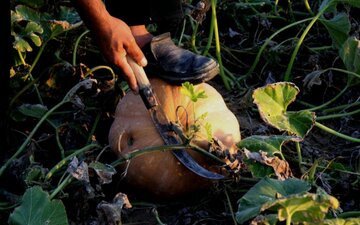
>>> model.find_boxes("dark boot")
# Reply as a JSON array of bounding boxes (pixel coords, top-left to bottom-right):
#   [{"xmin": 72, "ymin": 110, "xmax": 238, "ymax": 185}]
[{"xmin": 143, "ymin": 32, "xmax": 219, "ymax": 85}]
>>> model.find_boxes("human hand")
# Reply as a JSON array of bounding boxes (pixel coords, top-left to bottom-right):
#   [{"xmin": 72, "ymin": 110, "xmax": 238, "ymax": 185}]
[{"xmin": 95, "ymin": 16, "xmax": 147, "ymax": 93}]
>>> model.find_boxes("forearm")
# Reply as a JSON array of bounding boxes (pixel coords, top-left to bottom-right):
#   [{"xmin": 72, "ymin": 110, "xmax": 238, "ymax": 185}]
[{"xmin": 72, "ymin": 0, "xmax": 111, "ymax": 33}]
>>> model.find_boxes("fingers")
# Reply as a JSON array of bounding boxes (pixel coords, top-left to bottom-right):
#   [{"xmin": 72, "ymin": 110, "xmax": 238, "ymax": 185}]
[
  {"xmin": 115, "ymin": 51, "xmax": 139, "ymax": 94},
  {"xmin": 125, "ymin": 38, "xmax": 148, "ymax": 67}
]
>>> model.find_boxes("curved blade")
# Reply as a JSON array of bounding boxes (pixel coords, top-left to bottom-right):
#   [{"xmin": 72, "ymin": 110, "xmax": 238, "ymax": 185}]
[
  {"xmin": 148, "ymin": 105, "xmax": 224, "ymax": 180},
  {"xmin": 172, "ymin": 149, "xmax": 225, "ymax": 179},
  {"xmin": 127, "ymin": 56, "xmax": 224, "ymax": 180}
]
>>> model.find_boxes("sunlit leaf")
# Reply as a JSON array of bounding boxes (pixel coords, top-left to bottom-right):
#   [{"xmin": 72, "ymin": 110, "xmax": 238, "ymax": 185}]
[
  {"xmin": 181, "ymin": 81, "xmax": 207, "ymax": 102},
  {"xmin": 275, "ymin": 188, "xmax": 339, "ymax": 223},
  {"xmin": 13, "ymin": 37, "xmax": 33, "ymax": 52},
  {"xmin": 317, "ymin": 218, "xmax": 360, "ymax": 225},
  {"xmin": 252, "ymin": 82, "xmax": 315, "ymax": 138},
  {"xmin": 236, "ymin": 177, "xmax": 311, "ymax": 224},
  {"xmin": 8, "ymin": 186, "xmax": 68, "ymax": 225}
]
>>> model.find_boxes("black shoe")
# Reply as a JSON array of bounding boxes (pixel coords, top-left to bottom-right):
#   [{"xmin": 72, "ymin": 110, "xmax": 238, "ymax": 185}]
[{"xmin": 143, "ymin": 32, "xmax": 219, "ymax": 85}]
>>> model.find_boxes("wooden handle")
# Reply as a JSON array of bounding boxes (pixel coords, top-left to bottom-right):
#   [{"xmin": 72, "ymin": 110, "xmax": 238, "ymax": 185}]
[{"xmin": 126, "ymin": 55, "xmax": 150, "ymax": 89}]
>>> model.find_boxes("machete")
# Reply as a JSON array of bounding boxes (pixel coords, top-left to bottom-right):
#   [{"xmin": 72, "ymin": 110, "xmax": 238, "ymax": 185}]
[{"xmin": 126, "ymin": 56, "xmax": 224, "ymax": 180}]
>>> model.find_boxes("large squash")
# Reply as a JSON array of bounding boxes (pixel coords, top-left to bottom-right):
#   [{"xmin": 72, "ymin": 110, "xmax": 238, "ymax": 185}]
[{"xmin": 109, "ymin": 78, "xmax": 240, "ymax": 199}]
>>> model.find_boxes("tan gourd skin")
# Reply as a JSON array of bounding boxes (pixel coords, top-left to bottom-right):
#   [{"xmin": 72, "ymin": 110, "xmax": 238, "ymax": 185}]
[{"xmin": 109, "ymin": 78, "xmax": 241, "ymax": 199}]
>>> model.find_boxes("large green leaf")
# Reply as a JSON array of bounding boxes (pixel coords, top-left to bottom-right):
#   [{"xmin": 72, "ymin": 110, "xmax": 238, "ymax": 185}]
[
  {"xmin": 320, "ymin": 13, "xmax": 350, "ymax": 48},
  {"xmin": 238, "ymin": 135, "xmax": 300, "ymax": 178},
  {"xmin": 12, "ymin": 5, "xmax": 81, "ymax": 44},
  {"xmin": 339, "ymin": 37, "xmax": 360, "ymax": 75},
  {"xmin": 236, "ymin": 177, "xmax": 311, "ymax": 224},
  {"xmin": 252, "ymin": 82, "xmax": 315, "ymax": 138},
  {"xmin": 238, "ymin": 135, "xmax": 301, "ymax": 156},
  {"xmin": 275, "ymin": 188, "xmax": 339, "ymax": 224},
  {"xmin": 12, "ymin": 19, "xmax": 43, "ymax": 52},
  {"xmin": 320, "ymin": 0, "xmax": 360, "ymax": 12},
  {"xmin": 8, "ymin": 186, "xmax": 68, "ymax": 225}
]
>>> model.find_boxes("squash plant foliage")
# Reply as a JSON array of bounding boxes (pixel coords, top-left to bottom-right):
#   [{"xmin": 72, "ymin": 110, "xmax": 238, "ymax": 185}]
[{"xmin": 3, "ymin": 0, "xmax": 360, "ymax": 224}]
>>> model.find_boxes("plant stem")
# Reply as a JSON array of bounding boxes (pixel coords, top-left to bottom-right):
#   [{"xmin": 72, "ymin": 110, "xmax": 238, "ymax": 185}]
[
  {"xmin": 202, "ymin": 11, "xmax": 215, "ymax": 56},
  {"xmin": 9, "ymin": 75, "xmax": 40, "ymax": 108},
  {"xmin": 17, "ymin": 49, "xmax": 26, "ymax": 65},
  {"xmin": 323, "ymin": 101, "xmax": 360, "ymax": 114},
  {"xmin": 317, "ymin": 108, "xmax": 360, "ymax": 121},
  {"xmin": 211, "ymin": 0, "xmax": 230, "ymax": 90},
  {"xmin": 83, "ymin": 65, "xmax": 115, "ymax": 79},
  {"xmin": 45, "ymin": 144, "xmax": 101, "ymax": 180},
  {"xmin": 190, "ymin": 143, "xmax": 226, "ymax": 164},
  {"xmin": 315, "ymin": 122, "xmax": 360, "ymax": 143},
  {"xmin": 303, "ymin": 0, "xmax": 313, "ymax": 15},
  {"xmin": 191, "ymin": 22, "xmax": 201, "ymax": 54},
  {"xmin": 72, "ymin": 29, "xmax": 90, "ymax": 66},
  {"xmin": 305, "ymin": 85, "xmax": 349, "ymax": 112},
  {"xmin": 295, "ymin": 142, "xmax": 304, "ymax": 173},
  {"xmin": 245, "ymin": 18, "xmax": 312, "ymax": 78},
  {"xmin": 338, "ymin": 211, "xmax": 360, "ymax": 218},
  {"xmin": 111, "ymin": 144, "xmax": 186, "ymax": 167},
  {"xmin": 0, "ymin": 101, "xmax": 65, "ymax": 177},
  {"xmin": 284, "ymin": 4, "xmax": 330, "ymax": 81},
  {"xmin": 224, "ymin": 186, "xmax": 237, "ymax": 225},
  {"xmin": 46, "ymin": 119, "xmax": 66, "ymax": 158},
  {"xmin": 301, "ymin": 161, "xmax": 360, "ymax": 176},
  {"xmin": 87, "ymin": 111, "xmax": 101, "ymax": 144},
  {"xmin": 49, "ymin": 173, "xmax": 73, "ymax": 199},
  {"xmin": 152, "ymin": 208, "xmax": 166, "ymax": 225}
]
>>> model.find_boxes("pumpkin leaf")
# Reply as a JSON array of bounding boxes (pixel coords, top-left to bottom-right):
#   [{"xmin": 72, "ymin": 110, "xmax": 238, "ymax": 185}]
[
  {"xmin": 17, "ymin": 104, "xmax": 48, "ymax": 119},
  {"xmin": 238, "ymin": 135, "xmax": 299, "ymax": 178},
  {"xmin": 243, "ymin": 149, "xmax": 293, "ymax": 180},
  {"xmin": 251, "ymin": 214, "xmax": 278, "ymax": 225},
  {"xmin": 339, "ymin": 37, "xmax": 360, "ymax": 75},
  {"xmin": 320, "ymin": 12, "xmax": 350, "ymax": 48},
  {"xmin": 12, "ymin": 5, "xmax": 81, "ymax": 44},
  {"xmin": 204, "ymin": 122, "xmax": 213, "ymax": 141},
  {"xmin": 247, "ymin": 162, "xmax": 274, "ymax": 178},
  {"xmin": 238, "ymin": 135, "xmax": 301, "ymax": 156},
  {"xmin": 236, "ymin": 177, "xmax": 311, "ymax": 224},
  {"xmin": 12, "ymin": 20, "xmax": 43, "ymax": 52},
  {"xmin": 252, "ymin": 82, "xmax": 315, "ymax": 138},
  {"xmin": 275, "ymin": 188, "xmax": 339, "ymax": 224},
  {"xmin": 8, "ymin": 186, "xmax": 68, "ymax": 225},
  {"xmin": 315, "ymin": 218, "xmax": 360, "ymax": 225},
  {"xmin": 181, "ymin": 81, "xmax": 207, "ymax": 102}
]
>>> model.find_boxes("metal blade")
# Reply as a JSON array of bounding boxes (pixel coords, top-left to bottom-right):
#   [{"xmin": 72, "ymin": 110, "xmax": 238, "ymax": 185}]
[
  {"xmin": 148, "ymin": 104, "xmax": 225, "ymax": 180},
  {"xmin": 126, "ymin": 56, "xmax": 224, "ymax": 179}
]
